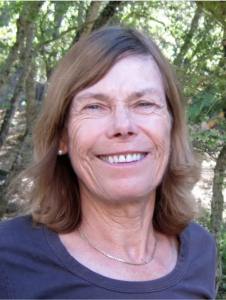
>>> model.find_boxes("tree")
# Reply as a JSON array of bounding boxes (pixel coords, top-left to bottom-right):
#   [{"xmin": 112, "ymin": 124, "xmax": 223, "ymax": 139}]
[
  {"xmin": 0, "ymin": 2, "xmax": 43, "ymax": 147},
  {"xmin": 0, "ymin": 2, "xmax": 30, "ymax": 94}
]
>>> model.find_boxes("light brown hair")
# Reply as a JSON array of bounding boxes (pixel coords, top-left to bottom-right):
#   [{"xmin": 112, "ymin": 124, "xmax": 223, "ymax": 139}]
[{"xmin": 16, "ymin": 27, "xmax": 200, "ymax": 235}]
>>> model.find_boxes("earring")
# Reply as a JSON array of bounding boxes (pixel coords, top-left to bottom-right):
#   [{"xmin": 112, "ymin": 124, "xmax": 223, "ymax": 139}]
[{"xmin": 58, "ymin": 149, "xmax": 63, "ymax": 155}]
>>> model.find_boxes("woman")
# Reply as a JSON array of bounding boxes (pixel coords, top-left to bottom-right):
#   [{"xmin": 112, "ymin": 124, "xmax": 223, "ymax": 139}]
[{"xmin": 0, "ymin": 27, "xmax": 216, "ymax": 299}]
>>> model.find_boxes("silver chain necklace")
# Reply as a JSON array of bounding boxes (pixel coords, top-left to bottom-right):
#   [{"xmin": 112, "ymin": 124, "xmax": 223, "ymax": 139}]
[{"xmin": 78, "ymin": 227, "xmax": 158, "ymax": 266}]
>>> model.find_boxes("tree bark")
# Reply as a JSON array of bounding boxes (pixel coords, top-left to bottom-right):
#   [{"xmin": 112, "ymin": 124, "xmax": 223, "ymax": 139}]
[
  {"xmin": 197, "ymin": 1, "xmax": 226, "ymax": 30},
  {"xmin": 53, "ymin": 2, "xmax": 69, "ymax": 38},
  {"xmin": 210, "ymin": 144, "xmax": 226, "ymax": 294},
  {"xmin": 92, "ymin": 1, "xmax": 122, "ymax": 31},
  {"xmin": 77, "ymin": 1, "xmax": 85, "ymax": 28},
  {"xmin": 42, "ymin": 2, "xmax": 70, "ymax": 80},
  {"xmin": 0, "ymin": 4, "xmax": 29, "ymax": 94},
  {"xmin": 73, "ymin": 1, "xmax": 102, "ymax": 43},
  {"xmin": 0, "ymin": 2, "xmax": 43, "ymax": 95},
  {"xmin": 84, "ymin": 1, "xmax": 102, "ymax": 34},
  {"xmin": 209, "ymin": 24, "xmax": 226, "ymax": 295},
  {"xmin": 0, "ymin": 1, "xmax": 43, "ymax": 147},
  {"xmin": 0, "ymin": 21, "xmax": 35, "ymax": 147},
  {"xmin": 174, "ymin": 6, "xmax": 202, "ymax": 66},
  {"xmin": 26, "ymin": 66, "xmax": 36, "ymax": 129},
  {"xmin": 0, "ymin": 126, "xmax": 33, "ymax": 219}
]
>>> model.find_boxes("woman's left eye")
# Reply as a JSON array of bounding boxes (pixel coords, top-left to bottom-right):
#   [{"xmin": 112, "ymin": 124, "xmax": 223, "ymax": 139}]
[{"xmin": 138, "ymin": 102, "xmax": 154, "ymax": 107}]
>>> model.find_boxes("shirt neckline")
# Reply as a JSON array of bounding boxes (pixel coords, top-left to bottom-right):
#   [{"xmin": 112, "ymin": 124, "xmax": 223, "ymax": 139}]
[{"xmin": 45, "ymin": 225, "xmax": 190, "ymax": 293}]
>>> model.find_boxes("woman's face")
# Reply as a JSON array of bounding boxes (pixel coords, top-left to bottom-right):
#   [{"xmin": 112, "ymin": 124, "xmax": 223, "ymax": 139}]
[{"xmin": 62, "ymin": 56, "xmax": 171, "ymax": 204}]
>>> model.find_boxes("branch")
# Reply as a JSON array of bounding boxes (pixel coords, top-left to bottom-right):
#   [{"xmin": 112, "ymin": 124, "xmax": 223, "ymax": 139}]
[
  {"xmin": 92, "ymin": 1, "xmax": 122, "ymax": 31},
  {"xmin": 72, "ymin": 1, "xmax": 102, "ymax": 44},
  {"xmin": 34, "ymin": 20, "xmax": 94, "ymax": 52},
  {"xmin": 174, "ymin": 6, "xmax": 202, "ymax": 66},
  {"xmin": 196, "ymin": 1, "xmax": 226, "ymax": 30},
  {"xmin": 35, "ymin": 1, "xmax": 123, "ymax": 53}
]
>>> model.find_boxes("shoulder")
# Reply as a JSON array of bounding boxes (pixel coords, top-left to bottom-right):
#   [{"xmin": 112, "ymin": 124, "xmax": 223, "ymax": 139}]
[
  {"xmin": 0, "ymin": 216, "xmax": 41, "ymax": 298},
  {"xmin": 0, "ymin": 215, "xmax": 35, "ymax": 238},
  {"xmin": 180, "ymin": 222, "xmax": 216, "ymax": 297},
  {"xmin": 0, "ymin": 215, "xmax": 47, "ymax": 250},
  {"xmin": 184, "ymin": 221, "xmax": 215, "ymax": 245},
  {"xmin": 181, "ymin": 221, "xmax": 216, "ymax": 270},
  {"xmin": 0, "ymin": 215, "xmax": 33, "ymax": 232}
]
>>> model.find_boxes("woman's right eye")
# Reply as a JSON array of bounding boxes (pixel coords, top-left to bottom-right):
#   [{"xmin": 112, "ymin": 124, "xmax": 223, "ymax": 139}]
[
  {"xmin": 82, "ymin": 103, "xmax": 108, "ymax": 116},
  {"xmin": 85, "ymin": 105, "xmax": 99, "ymax": 109}
]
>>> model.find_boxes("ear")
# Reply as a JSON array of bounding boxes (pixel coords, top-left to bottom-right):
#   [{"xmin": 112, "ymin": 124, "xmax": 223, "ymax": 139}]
[{"xmin": 59, "ymin": 127, "xmax": 68, "ymax": 155}]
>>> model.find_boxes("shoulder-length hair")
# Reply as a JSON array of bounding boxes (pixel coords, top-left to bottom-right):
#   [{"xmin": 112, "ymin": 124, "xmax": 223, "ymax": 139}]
[{"xmin": 16, "ymin": 27, "xmax": 200, "ymax": 235}]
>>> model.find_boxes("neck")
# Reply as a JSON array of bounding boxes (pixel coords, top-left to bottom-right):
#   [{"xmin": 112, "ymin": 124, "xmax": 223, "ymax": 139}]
[{"xmin": 79, "ymin": 189, "xmax": 156, "ymax": 263}]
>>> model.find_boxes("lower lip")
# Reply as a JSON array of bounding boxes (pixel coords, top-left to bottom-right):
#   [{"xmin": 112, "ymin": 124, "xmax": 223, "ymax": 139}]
[{"xmin": 98, "ymin": 153, "xmax": 149, "ymax": 167}]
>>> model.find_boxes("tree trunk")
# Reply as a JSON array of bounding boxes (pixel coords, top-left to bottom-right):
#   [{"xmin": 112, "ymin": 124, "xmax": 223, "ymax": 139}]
[
  {"xmin": 210, "ymin": 145, "xmax": 226, "ymax": 294},
  {"xmin": 174, "ymin": 6, "xmax": 202, "ymax": 66},
  {"xmin": 0, "ymin": 4, "xmax": 29, "ymax": 94},
  {"xmin": 0, "ymin": 21, "xmax": 35, "ymax": 147},
  {"xmin": 0, "ymin": 126, "xmax": 33, "ymax": 219},
  {"xmin": 209, "ymin": 25, "xmax": 226, "ymax": 295},
  {"xmin": 73, "ymin": 1, "xmax": 102, "ymax": 43},
  {"xmin": 26, "ymin": 66, "xmax": 36, "ymax": 129},
  {"xmin": 42, "ymin": 2, "xmax": 71, "ymax": 80},
  {"xmin": 0, "ymin": 2, "xmax": 43, "ymax": 95},
  {"xmin": 197, "ymin": 1, "xmax": 226, "ymax": 30},
  {"xmin": 77, "ymin": 1, "xmax": 85, "ymax": 28},
  {"xmin": 92, "ymin": 1, "xmax": 122, "ymax": 31},
  {"xmin": 53, "ymin": 2, "xmax": 69, "ymax": 38}
]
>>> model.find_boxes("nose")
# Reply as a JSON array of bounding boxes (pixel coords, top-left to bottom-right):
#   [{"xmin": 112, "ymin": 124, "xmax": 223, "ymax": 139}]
[{"xmin": 106, "ymin": 106, "xmax": 139, "ymax": 139}]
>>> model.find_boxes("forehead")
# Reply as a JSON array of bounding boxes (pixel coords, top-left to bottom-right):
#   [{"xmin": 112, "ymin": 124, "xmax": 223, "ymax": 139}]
[{"xmin": 74, "ymin": 56, "xmax": 165, "ymax": 101}]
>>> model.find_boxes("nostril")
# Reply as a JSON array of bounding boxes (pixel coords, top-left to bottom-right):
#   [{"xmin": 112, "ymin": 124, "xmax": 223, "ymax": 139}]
[
  {"xmin": 114, "ymin": 133, "xmax": 121, "ymax": 137},
  {"xmin": 113, "ymin": 131, "xmax": 136, "ymax": 138}
]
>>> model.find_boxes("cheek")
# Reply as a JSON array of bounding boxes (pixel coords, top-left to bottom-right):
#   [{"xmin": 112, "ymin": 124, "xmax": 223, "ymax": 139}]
[
  {"xmin": 67, "ymin": 116, "xmax": 106, "ymax": 158},
  {"xmin": 135, "ymin": 113, "xmax": 171, "ymax": 147}
]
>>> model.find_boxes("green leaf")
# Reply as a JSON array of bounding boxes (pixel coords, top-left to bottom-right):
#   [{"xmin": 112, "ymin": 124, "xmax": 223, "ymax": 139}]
[
  {"xmin": 190, "ymin": 132, "xmax": 200, "ymax": 141},
  {"xmin": 199, "ymin": 134, "xmax": 209, "ymax": 142},
  {"xmin": 200, "ymin": 93, "xmax": 216, "ymax": 110}
]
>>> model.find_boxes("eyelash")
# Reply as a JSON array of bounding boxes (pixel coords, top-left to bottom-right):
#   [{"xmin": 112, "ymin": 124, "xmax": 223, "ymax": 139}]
[
  {"xmin": 137, "ymin": 101, "xmax": 156, "ymax": 108},
  {"xmin": 138, "ymin": 102, "xmax": 153, "ymax": 107},
  {"xmin": 85, "ymin": 104, "xmax": 100, "ymax": 109}
]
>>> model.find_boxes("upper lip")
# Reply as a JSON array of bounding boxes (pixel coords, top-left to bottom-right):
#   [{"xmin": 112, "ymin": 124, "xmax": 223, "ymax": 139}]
[{"xmin": 98, "ymin": 151, "xmax": 148, "ymax": 156}]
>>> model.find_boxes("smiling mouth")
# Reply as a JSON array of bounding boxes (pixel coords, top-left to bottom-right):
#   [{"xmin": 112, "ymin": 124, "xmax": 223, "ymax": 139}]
[{"xmin": 99, "ymin": 153, "xmax": 147, "ymax": 164}]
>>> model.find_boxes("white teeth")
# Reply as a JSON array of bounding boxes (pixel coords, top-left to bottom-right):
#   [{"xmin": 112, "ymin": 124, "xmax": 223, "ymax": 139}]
[
  {"xmin": 100, "ymin": 153, "xmax": 146, "ymax": 164},
  {"xmin": 113, "ymin": 156, "xmax": 119, "ymax": 163},
  {"xmin": 126, "ymin": 154, "xmax": 133, "ymax": 162},
  {"xmin": 119, "ymin": 155, "xmax": 126, "ymax": 163},
  {"xmin": 109, "ymin": 156, "xmax": 114, "ymax": 163}
]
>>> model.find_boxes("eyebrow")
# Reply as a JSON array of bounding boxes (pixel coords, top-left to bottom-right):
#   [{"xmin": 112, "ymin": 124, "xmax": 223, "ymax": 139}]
[
  {"xmin": 74, "ymin": 88, "xmax": 163, "ymax": 102},
  {"xmin": 128, "ymin": 88, "xmax": 163, "ymax": 101},
  {"xmin": 74, "ymin": 93, "xmax": 110, "ymax": 102}
]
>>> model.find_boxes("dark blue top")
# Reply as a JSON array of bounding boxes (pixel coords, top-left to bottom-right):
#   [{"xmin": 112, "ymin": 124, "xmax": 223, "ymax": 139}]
[{"xmin": 0, "ymin": 216, "xmax": 216, "ymax": 299}]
